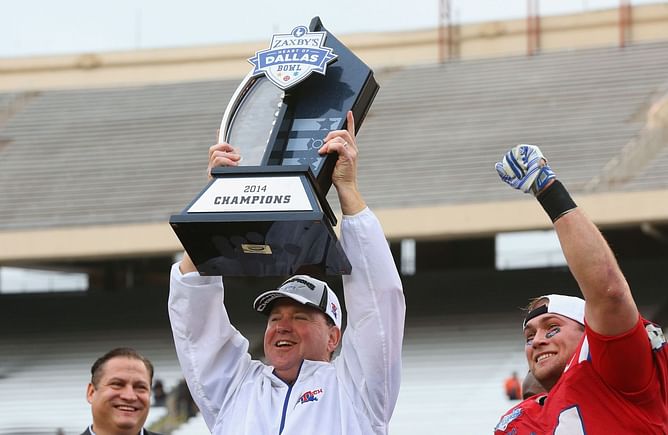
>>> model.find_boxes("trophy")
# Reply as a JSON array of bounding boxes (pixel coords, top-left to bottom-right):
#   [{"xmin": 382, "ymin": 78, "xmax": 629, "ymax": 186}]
[{"xmin": 169, "ymin": 17, "xmax": 379, "ymax": 276}]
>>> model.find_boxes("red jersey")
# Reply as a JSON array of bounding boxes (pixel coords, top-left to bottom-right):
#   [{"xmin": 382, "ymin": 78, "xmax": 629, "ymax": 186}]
[{"xmin": 495, "ymin": 317, "xmax": 668, "ymax": 434}]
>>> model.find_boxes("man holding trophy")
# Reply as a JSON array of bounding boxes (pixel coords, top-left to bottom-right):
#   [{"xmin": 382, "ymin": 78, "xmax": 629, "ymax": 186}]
[{"xmin": 168, "ymin": 111, "xmax": 405, "ymax": 434}]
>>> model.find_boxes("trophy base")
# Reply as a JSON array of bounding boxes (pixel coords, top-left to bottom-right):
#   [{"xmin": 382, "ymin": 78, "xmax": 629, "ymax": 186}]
[
  {"xmin": 169, "ymin": 166, "xmax": 352, "ymax": 277},
  {"xmin": 170, "ymin": 216, "xmax": 351, "ymax": 276}
]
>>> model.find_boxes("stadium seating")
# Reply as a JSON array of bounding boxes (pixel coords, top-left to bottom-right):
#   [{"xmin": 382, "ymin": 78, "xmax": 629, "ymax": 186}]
[{"xmin": 2, "ymin": 42, "xmax": 668, "ymax": 232}]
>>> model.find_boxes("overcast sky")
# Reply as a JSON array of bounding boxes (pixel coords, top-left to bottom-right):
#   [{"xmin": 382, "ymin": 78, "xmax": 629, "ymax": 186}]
[{"xmin": 1, "ymin": 0, "xmax": 663, "ymax": 59}]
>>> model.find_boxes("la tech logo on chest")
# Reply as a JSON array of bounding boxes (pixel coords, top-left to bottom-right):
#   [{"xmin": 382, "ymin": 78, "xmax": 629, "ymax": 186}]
[{"xmin": 294, "ymin": 387, "xmax": 324, "ymax": 408}]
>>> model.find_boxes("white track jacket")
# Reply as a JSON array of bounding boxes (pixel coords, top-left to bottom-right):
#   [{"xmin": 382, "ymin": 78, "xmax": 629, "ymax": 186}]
[{"xmin": 168, "ymin": 208, "xmax": 405, "ymax": 435}]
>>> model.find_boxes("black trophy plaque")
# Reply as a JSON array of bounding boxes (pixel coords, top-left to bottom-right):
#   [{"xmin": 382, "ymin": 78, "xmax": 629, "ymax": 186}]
[{"xmin": 169, "ymin": 16, "xmax": 378, "ymax": 276}]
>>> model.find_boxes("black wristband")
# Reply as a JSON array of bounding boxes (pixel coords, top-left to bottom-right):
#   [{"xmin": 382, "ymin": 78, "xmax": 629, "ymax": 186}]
[{"xmin": 536, "ymin": 180, "xmax": 577, "ymax": 222}]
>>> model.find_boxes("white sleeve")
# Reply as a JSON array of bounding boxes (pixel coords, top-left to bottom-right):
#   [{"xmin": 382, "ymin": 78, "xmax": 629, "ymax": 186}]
[
  {"xmin": 168, "ymin": 263, "xmax": 253, "ymax": 430},
  {"xmin": 336, "ymin": 207, "xmax": 406, "ymax": 428}
]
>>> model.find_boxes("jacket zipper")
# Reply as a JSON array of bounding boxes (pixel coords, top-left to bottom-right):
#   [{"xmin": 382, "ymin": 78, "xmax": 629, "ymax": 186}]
[
  {"xmin": 277, "ymin": 361, "xmax": 304, "ymax": 434},
  {"xmin": 278, "ymin": 382, "xmax": 293, "ymax": 434}
]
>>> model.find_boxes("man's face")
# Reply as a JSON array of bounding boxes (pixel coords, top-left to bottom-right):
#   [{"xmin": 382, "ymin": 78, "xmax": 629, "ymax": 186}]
[
  {"xmin": 86, "ymin": 357, "xmax": 151, "ymax": 434},
  {"xmin": 263, "ymin": 299, "xmax": 340, "ymax": 383},
  {"xmin": 524, "ymin": 313, "xmax": 584, "ymax": 391}
]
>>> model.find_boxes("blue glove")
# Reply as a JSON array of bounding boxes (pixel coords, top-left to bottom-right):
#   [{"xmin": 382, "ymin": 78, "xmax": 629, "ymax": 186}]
[{"xmin": 495, "ymin": 144, "xmax": 555, "ymax": 195}]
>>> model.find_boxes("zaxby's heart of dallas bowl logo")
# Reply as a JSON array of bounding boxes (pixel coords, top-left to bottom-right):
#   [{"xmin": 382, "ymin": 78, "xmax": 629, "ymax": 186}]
[{"xmin": 249, "ymin": 25, "xmax": 338, "ymax": 90}]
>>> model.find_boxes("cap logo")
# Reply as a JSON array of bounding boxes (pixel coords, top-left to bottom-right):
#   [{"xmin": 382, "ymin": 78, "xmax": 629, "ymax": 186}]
[
  {"xmin": 330, "ymin": 302, "xmax": 338, "ymax": 319},
  {"xmin": 254, "ymin": 295, "xmax": 277, "ymax": 312},
  {"xmin": 281, "ymin": 277, "xmax": 315, "ymax": 291}
]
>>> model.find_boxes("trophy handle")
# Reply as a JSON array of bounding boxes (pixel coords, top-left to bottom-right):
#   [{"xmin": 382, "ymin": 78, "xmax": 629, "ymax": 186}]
[{"xmin": 219, "ymin": 71, "xmax": 257, "ymax": 144}]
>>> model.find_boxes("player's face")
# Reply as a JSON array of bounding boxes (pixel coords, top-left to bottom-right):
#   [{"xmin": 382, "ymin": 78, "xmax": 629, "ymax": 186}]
[
  {"xmin": 524, "ymin": 314, "xmax": 584, "ymax": 390},
  {"xmin": 86, "ymin": 357, "xmax": 151, "ymax": 434},
  {"xmin": 264, "ymin": 299, "xmax": 340, "ymax": 384}
]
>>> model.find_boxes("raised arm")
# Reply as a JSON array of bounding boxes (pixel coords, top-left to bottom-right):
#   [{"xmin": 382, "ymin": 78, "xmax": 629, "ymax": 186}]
[
  {"xmin": 338, "ymin": 208, "xmax": 405, "ymax": 428},
  {"xmin": 495, "ymin": 144, "xmax": 638, "ymax": 335},
  {"xmin": 551, "ymin": 208, "xmax": 636, "ymax": 335},
  {"xmin": 169, "ymin": 142, "xmax": 252, "ymax": 429},
  {"xmin": 321, "ymin": 112, "xmax": 406, "ymax": 428}
]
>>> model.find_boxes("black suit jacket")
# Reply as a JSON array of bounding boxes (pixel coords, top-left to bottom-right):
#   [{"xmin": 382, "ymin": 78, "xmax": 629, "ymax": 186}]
[{"xmin": 81, "ymin": 426, "xmax": 161, "ymax": 435}]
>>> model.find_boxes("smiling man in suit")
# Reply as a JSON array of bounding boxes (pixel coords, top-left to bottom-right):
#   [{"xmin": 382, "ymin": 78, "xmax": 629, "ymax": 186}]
[{"xmin": 82, "ymin": 348, "xmax": 161, "ymax": 435}]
